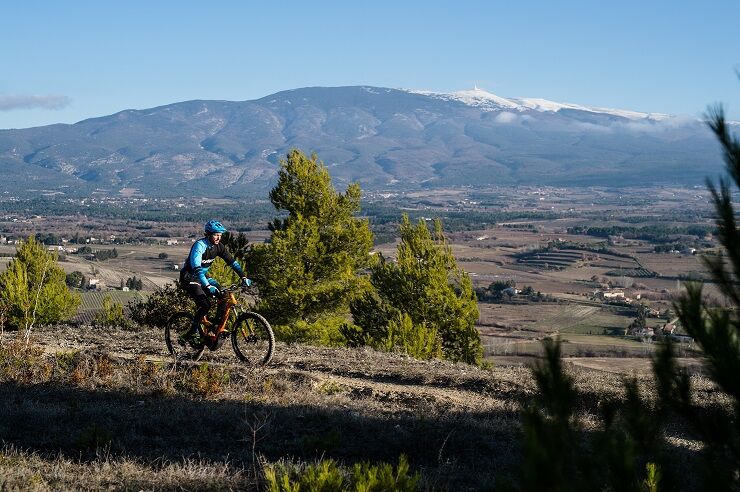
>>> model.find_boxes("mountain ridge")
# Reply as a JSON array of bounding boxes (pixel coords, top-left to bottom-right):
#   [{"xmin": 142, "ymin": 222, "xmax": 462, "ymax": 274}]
[{"xmin": 0, "ymin": 85, "xmax": 722, "ymax": 197}]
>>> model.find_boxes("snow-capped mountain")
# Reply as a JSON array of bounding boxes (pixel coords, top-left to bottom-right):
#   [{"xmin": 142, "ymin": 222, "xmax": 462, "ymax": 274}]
[
  {"xmin": 0, "ymin": 86, "xmax": 722, "ymax": 197},
  {"xmin": 408, "ymin": 86, "xmax": 671, "ymax": 121}
]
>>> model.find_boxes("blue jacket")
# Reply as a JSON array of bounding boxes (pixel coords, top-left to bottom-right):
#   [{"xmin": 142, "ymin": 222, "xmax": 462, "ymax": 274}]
[{"xmin": 181, "ymin": 238, "xmax": 244, "ymax": 288}]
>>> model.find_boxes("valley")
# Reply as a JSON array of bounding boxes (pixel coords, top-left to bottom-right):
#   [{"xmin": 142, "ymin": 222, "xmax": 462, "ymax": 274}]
[{"xmin": 0, "ymin": 185, "xmax": 714, "ymax": 371}]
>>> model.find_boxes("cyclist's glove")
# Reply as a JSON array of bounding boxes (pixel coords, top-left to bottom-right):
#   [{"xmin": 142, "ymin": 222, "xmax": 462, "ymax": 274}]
[
  {"xmin": 242, "ymin": 277, "xmax": 252, "ymax": 288},
  {"xmin": 207, "ymin": 285, "xmax": 219, "ymax": 296}
]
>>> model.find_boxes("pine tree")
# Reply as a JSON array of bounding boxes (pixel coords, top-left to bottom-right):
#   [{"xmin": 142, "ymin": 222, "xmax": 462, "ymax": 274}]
[
  {"xmin": 349, "ymin": 215, "xmax": 482, "ymax": 364},
  {"xmin": 0, "ymin": 237, "xmax": 80, "ymax": 330},
  {"xmin": 248, "ymin": 149, "xmax": 373, "ymax": 326},
  {"xmin": 653, "ymin": 104, "xmax": 740, "ymax": 489}
]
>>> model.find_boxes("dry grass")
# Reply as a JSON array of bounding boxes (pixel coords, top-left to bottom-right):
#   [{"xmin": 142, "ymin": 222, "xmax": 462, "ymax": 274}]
[
  {"xmin": 0, "ymin": 326, "xmax": 726, "ymax": 490},
  {"xmin": 0, "ymin": 445, "xmax": 254, "ymax": 491}
]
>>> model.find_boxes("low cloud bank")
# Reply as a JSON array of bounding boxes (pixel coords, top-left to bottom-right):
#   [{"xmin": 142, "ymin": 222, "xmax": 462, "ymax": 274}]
[{"xmin": 0, "ymin": 94, "xmax": 71, "ymax": 111}]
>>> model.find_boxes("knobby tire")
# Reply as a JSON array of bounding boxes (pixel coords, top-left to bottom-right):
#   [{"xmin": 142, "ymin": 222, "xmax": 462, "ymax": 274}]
[
  {"xmin": 165, "ymin": 311, "xmax": 206, "ymax": 362},
  {"xmin": 231, "ymin": 311, "xmax": 274, "ymax": 366}
]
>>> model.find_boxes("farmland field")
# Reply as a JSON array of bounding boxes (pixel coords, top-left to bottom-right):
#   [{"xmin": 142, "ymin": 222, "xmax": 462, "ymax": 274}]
[{"xmin": 0, "ymin": 186, "xmax": 714, "ymax": 370}]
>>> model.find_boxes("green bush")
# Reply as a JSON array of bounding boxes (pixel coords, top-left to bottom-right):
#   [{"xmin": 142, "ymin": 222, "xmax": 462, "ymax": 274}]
[
  {"xmin": 94, "ymin": 295, "xmax": 130, "ymax": 328},
  {"xmin": 351, "ymin": 455, "xmax": 420, "ymax": 492},
  {"xmin": 65, "ymin": 271, "xmax": 85, "ymax": 288},
  {"xmin": 128, "ymin": 282, "xmax": 194, "ymax": 328},
  {"xmin": 0, "ymin": 237, "xmax": 80, "ymax": 330},
  {"xmin": 342, "ymin": 310, "xmax": 441, "ymax": 360},
  {"xmin": 350, "ymin": 216, "xmax": 481, "ymax": 364},
  {"xmin": 273, "ymin": 316, "xmax": 348, "ymax": 346},
  {"xmin": 263, "ymin": 455, "xmax": 420, "ymax": 492}
]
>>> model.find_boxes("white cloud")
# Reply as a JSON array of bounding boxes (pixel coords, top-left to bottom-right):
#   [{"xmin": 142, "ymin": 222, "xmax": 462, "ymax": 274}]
[
  {"xmin": 494, "ymin": 112, "xmax": 518, "ymax": 124},
  {"xmin": 0, "ymin": 94, "xmax": 71, "ymax": 111}
]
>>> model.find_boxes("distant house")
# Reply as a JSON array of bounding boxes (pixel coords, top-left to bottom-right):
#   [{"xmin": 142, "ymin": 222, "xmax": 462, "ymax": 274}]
[
  {"xmin": 171, "ymin": 264, "xmax": 180, "ymax": 271},
  {"xmin": 502, "ymin": 287, "xmax": 519, "ymax": 296},
  {"xmin": 47, "ymin": 245, "xmax": 64, "ymax": 251},
  {"xmin": 604, "ymin": 291, "xmax": 625, "ymax": 299},
  {"xmin": 628, "ymin": 325, "xmax": 654, "ymax": 338},
  {"xmin": 166, "ymin": 239, "xmax": 179, "ymax": 246},
  {"xmin": 88, "ymin": 278, "xmax": 104, "ymax": 290}
]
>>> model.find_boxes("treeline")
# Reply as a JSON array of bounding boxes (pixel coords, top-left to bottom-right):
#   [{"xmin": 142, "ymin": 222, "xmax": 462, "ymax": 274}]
[
  {"xmin": 653, "ymin": 243, "xmax": 696, "ymax": 253},
  {"xmin": 74, "ymin": 246, "xmax": 118, "ymax": 261},
  {"xmin": 513, "ymin": 240, "xmax": 631, "ymax": 259},
  {"xmin": 475, "ymin": 280, "xmax": 553, "ymax": 303},
  {"xmin": 0, "ymin": 197, "xmax": 278, "ymax": 224},
  {"xmin": 31, "ymin": 232, "xmax": 172, "ymax": 246},
  {"xmin": 568, "ymin": 224, "xmax": 714, "ymax": 242},
  {"xmin": 364, "ymin": 203, "xmax": 558, "ymax": 232}
]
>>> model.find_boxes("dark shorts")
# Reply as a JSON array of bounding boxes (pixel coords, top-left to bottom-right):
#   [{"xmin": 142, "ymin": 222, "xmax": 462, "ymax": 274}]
[{"xmin": 179, "ymin": 271, "xmax": 212, "ymax": 311}]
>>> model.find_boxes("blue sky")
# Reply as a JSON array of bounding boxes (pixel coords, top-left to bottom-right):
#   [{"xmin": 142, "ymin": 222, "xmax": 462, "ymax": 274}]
[{"xmin": 2, "ymin": 1, "xmax": 739, "ymax": 129}]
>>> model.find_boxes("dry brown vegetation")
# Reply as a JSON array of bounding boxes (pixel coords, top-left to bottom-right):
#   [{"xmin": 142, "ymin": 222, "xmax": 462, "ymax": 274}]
[{"xmin": 0, "ymin": 324, "xmax": 724, "ymax": 490}]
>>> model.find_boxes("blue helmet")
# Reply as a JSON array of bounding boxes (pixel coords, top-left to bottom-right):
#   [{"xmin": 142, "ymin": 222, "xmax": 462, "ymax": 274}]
[{"xmin": 204, "ymin": 220, "xmax": 227, "ymax": 234}]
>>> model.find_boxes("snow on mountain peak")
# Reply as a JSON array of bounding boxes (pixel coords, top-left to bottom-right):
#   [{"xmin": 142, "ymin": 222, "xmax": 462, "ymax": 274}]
[
  {"xmin": 510, "ymin": 97, "xmax": 670, "ymax": 121},
  {"xmin": 448, "ymin": 87, "xmax": 520, "ymax": 109},
  {"xmin": 407, "ymin": 87, "xmax": 519, "ymax": 110},
  {"xmin": 406, "ymin": 87, "xmax": 671, "ymax": 121}
]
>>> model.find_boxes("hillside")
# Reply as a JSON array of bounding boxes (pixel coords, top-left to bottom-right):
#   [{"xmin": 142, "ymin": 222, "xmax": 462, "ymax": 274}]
[
  {"xmin": 0, "ymin": 86, "xmax": 722, "ymax": 197},
  {"xmin": 0, "ymin": 324, "xmax": 718, "ymax": 490}
]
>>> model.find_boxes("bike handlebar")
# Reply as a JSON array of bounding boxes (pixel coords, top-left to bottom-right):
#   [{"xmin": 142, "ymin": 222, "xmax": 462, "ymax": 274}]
[{"xmin": 219, "ymin": 282, "xmax": 258, "ymax": 295}]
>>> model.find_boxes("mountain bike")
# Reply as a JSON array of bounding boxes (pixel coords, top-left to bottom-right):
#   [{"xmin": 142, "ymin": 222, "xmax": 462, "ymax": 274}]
[{"xmin": 164, "ymin": 283, "xmax": 275, "ymax": 366}]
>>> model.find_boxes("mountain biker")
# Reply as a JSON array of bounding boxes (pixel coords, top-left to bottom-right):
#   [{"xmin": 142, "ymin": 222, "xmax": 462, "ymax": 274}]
[{"xmin": 178, "ymin": 220, "xmax": 250, "ymax": 345}]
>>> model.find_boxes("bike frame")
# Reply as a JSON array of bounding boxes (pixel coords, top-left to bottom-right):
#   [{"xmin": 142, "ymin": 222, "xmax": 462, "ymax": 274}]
[
  {"xmin": 201, "ymin": 284, "xmax": 257, "ymax": 346},
  {"xmin": 202, "ymin": 290, "xmax": 238, "ymax": 343}
]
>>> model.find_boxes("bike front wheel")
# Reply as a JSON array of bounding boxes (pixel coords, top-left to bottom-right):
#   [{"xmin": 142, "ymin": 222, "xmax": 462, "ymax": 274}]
[
  {"xmin": 231, "ymin": 312, "xmax": 274, "ymax": 366},
  {"xmin": 165, "ymin": 312, "xmax": 206, "ymax": 362}
]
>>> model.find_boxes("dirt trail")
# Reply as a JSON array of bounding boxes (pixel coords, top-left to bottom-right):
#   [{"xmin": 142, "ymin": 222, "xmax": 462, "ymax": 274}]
[
  {"xmin": 26, "ymin": 324, "xmax": 530, "ymax": 415},
  {"xmin": 4, "ymin": 324, "xmax": 714, "ymax": 491}
]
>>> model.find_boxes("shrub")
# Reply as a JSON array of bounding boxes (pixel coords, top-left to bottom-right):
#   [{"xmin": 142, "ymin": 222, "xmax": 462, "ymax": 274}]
[
  {"xmin": 263, "ymin": 455, "xmax": 420, "ymax": 492},
  {"xmin": 128, "ymin": 282, "xmax": 194, "ymax": 328},
  {"xmin": 94, "ymin": 295, "xmax": 130, "ymax": 328},
  {"xmin": 65, "ymin": 271, "xmax": 85, "ymax": 288},
  {"xmin": 125, "ymin": 276, "xmax": 143, "ymax": 291},
  {"xmin": 273, "ymin": 316, "xmax": 348, "ymax": 346},
  {"xmin": 652, "ymin": 105, "xmax": 740, "ymax": 489},
  {"xmin": 350, "ymin": 216, "xmax": 481, "ymax": 364},
  {"xmin": 351, "ymin": 455, "xmax": 420, "ymax": 492},
  {"xmin": 342, "ymin": 310, "xmax": 442, "ymax": 360},
  {"xmin": 0, "ymin": 337, "xmax": 52, "ymax": 383},
  {"xmin": 177, "ymin": 363, "xmax": 230, "ymax": 398},
  {"xmin": 0, "ymin": 237, "xmax": 80, "ymax": 330}
]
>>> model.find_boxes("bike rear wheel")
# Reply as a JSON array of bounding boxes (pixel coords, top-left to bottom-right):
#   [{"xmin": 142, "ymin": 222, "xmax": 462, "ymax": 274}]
[
  {"xmin": 231, "ymin": 312, "xmax": 274, "ymax": 366},
  {"xmin": 165, "ymin": 312, "xmax": 206, "ymax": 362}
]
